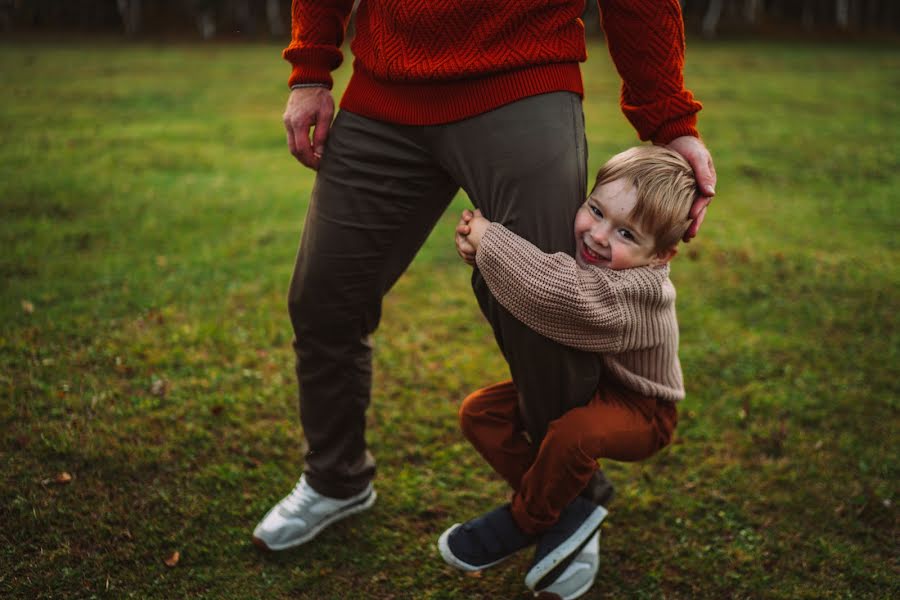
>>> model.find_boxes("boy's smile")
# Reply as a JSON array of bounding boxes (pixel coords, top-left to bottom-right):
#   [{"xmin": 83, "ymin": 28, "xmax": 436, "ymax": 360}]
[{"xmin": 574, "ymin": 178, "xmax": 673, "ymax": 270}]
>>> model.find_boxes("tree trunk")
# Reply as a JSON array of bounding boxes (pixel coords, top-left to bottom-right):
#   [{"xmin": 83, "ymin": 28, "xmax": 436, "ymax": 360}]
[
  {"xmin": 702, "ymin": 0, "xmax": 724, "ymax": 38},
  {"xmin": 266, "ymin": 0, "xmax": 285, "ymax": 37},
  {"xmin": 801, "ymin": 0, "xmax": 815, "ymax": 31},
  {"xmin": 231, "ymin": 0, "xmax": 254, "ymax": 36},
  {"xmin": 116, "ymin": 0, "xmax": 142, "ymax": 36},
  {"xmin": 743, "ymin": 0, "xmax": 762, "ymax": 25},
  {"xmin": 836, "ymin": 0, "xmax": 850, "ymax": 29}
]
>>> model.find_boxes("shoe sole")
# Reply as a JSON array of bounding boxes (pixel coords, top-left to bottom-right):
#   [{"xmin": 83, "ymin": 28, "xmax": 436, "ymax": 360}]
[
  {"xmin": 252, "ymin": 489, "xmax": 377, "ymax": 551},
  {"xmin": 524, "ymin": 505, "xmax": 607, "ymax": 591},
  {"xmin": 437, "ymin": 524, "xmax": 521, "ymax": 572},
  {"xmin": 535, "ymin": 531, "xmax": 601, "ymax": 600}
]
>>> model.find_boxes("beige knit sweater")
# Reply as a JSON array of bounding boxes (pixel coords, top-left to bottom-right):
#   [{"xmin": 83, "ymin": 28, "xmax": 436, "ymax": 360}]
[{"xmin": 476, "ymin": 223, "xmax": 685, "ymax": 402}]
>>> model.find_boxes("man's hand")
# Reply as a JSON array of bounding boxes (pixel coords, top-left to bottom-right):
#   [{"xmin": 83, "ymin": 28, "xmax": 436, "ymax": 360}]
[
  {"xmin": 284, "ymin": 86, "xmax": 335, "ymax": 171},
  {"xmin": 666, "ymin": 135, "xmax": 717, "ymax": 242},
  {"xmin": 455, "ymin": 209, "xmax": 490, "ymax": 266}
]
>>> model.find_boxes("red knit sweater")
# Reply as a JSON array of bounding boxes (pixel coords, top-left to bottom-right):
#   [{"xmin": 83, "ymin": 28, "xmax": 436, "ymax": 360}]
[{"xmin": 283, "ymin": 0, "xmax": 702, "ymax": 144}]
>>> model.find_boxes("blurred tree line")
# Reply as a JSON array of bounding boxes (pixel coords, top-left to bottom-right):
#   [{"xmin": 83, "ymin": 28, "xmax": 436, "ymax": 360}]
[{"xmin": 1, "ymin": 0, "xmax": 897, "ymax": 38}]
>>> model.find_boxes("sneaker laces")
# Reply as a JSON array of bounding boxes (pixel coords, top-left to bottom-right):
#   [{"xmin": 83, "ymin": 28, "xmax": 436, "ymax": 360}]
[{"xmin": 280, "ymin": 477, "xmax": 318, "ymax": 514}]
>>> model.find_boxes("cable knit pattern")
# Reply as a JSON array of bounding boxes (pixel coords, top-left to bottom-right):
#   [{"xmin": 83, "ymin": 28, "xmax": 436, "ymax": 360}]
[
  {"xmin": 600, "ymin": 0, "xmax": 702, "ymax": 142},
  {"xmin": 283, "ymin": 0, "xmax": 701, "ymax": 139},
  {"xmin": 476, "ymin": 223, "xmax": 685, "ymax": 402}
]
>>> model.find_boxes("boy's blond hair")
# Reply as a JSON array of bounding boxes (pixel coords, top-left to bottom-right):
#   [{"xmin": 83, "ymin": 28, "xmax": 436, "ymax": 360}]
[{"xmin": 593, "ymin": 146, "xmax": 697, "ymax": 253}]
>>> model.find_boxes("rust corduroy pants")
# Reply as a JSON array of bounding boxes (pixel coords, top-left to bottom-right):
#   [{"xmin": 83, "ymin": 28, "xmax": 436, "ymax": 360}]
[{"xmin": 460, "ymin": 379, "xmax": 678, "ymax": 534}]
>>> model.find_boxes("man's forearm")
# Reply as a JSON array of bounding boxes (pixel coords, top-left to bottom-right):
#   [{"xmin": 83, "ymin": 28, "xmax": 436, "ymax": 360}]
[{"xmin": 598, "ymin": 0, "xmax": 702, "ymax": 143}]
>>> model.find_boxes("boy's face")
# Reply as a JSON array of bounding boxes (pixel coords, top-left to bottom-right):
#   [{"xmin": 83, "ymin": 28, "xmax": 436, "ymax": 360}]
[{"xmin": 574, "ymin": 179, "xmax": 675, "ymax": 270}]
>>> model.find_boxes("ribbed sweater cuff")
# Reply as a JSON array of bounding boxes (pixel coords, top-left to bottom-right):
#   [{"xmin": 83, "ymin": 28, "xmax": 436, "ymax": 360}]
[
  {"xmin": 283, "ymin": 46, "xmax": 342, "ymax": 89},
  {"xmin": 287, "ymin": 64, "xmax": 334, "ymax": 89}
]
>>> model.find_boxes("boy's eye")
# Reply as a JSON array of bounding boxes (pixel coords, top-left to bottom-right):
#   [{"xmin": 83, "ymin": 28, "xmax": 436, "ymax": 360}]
[
  {"xmin": 619, "ymin": 229, "xmax": 634, "ymax": 241},
  {"xmin": 590, "ymin": 206, "xmax": 603, "ymax": 218}
]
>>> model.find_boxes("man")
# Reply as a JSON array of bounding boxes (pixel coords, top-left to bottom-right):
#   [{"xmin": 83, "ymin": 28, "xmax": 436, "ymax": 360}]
[{"xmin": 254, "ymin": 0, "xmax": 715, "ymax": 593}]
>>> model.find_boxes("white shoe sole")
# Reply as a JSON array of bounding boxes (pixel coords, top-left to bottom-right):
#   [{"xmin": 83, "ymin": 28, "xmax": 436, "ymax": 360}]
[
  {"xmin": 534, "ymin": 570, "xmax": 596, "ymax": 600},
  {"xmin": 535, "ymin": 534, "xmax": 600, "ymax": 600},
  {"xmin": 253, "ymin": 489, "xmax": 377, "ymax": 551},
  {"xmin": 525, "ymin": 505, "xmax": 607, "ymax": 591}
]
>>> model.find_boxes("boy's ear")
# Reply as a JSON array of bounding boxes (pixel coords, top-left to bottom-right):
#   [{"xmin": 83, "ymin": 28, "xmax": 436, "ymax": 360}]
[{"xmin": 650, "ymin": 246, "xmax": 678, "ymax": 266}]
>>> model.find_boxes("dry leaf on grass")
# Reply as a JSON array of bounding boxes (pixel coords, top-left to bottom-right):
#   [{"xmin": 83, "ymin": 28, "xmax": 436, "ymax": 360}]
[
  {"xmin": 164, "ymin": 551, "xmax": 180, "ymax": 567},
  {"xmin": 150, "ymin": 378, "xmax": 168, "ymax": 397},
  {"xmin": 22, "ymin": 300, "xmax": 35, "ymax": 314},
  {"xmin": 55, "ymin": 472, "xmax": 72, "ymax": 484}
]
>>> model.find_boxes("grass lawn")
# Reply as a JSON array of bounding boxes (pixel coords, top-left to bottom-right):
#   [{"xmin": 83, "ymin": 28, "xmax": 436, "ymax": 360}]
[{"xmin": 1, "ymin": 37, "xmax": 898, "ymax": 598}]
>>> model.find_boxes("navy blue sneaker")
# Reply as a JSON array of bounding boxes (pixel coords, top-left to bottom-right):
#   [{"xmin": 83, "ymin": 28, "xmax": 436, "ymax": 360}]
[
  {"xmin": 525, "ymin": 496, "xmax": 608, "ymax": 591},
  {"xmin": 438, "ymin": 504, "xmax": 536, "ymax": 571}
]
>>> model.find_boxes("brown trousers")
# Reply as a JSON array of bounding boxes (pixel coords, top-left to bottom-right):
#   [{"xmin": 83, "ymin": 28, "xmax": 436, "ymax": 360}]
[
  {"xmin": 460, "ymin": 379, "xmax": 677, "ymax": 534},
  {"xmin": 288, "ymin": 92, "xmax": 605, "ymax": 498}
]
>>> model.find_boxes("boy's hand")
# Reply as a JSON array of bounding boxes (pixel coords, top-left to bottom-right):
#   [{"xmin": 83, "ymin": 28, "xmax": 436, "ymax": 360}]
[
  {"xmin": 455, "ymin": 209, "xmax": 490, "ymax": 266},
  {"xmin": 465, "ymin": 210, "xmax": 490, "ymax": 250},
  {"xmin": 455, "ymin": 210, "xmax": 477, "ymax": 266}
]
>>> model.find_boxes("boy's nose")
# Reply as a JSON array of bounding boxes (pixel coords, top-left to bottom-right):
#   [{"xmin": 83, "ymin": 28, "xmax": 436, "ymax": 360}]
[{"xmin": 591, "ymin": 225, "xmax": 610, "ymax": 246}]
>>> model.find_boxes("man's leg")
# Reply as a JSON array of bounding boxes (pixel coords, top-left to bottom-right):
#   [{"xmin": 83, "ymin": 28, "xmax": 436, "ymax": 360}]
[
  {"xmin": 433, "ymin": 91, "xmax": 601, "ymax": 442},
  {"xmin": 432, "ymin": 93, "xmax": 611, "ymax": 506},
  {"xmin": 255, "ymin": 111, "xmax": 457, "ymax": 549}
]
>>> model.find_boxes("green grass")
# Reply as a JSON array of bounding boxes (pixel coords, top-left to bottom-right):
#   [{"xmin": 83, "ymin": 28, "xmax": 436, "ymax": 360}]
[{"xmin": 1, "ymin": 38, "xmax": 898, "ymax": 598}]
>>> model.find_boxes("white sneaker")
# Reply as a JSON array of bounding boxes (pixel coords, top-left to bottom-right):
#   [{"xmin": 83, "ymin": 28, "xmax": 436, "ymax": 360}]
[
  {"xmin": 534, "ymin": 530, "xmax": 600, "ymax": 600},
  {"xmin": 252, "ymin": 475, "xmax": 376, "ymax": 551}
]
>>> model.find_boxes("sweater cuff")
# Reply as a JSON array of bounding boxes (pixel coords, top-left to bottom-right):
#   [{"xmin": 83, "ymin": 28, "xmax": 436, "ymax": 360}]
[
  {"xmin": 283, "ymin": 46, "xmax": 342, "ymax": 89},
  {"xmin": 287, "ymin": 64, "xmax": 334, "ymax": 90},
  {"xmin": 475, "ymin": 223, "xmax": 501, "ymax": 270}
]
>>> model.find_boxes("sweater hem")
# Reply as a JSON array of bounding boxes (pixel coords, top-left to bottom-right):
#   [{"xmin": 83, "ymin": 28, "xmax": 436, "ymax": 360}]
[{"xmin": 340, "ymin": 62, "xmax": 584, "ymax": 126}]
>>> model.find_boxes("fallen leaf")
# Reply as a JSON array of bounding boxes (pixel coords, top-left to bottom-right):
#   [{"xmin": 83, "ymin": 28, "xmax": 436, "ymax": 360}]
[
  {"xmin": 55, "ymin": 472, "xmax": 72, "ymax": 484},
  {"xmin": 465, "ymin": 570, "xmax": 482, "ymax": 578},
  {"xmin": 22, "ymin": 300, "xmax": 34, "ymax": 314},
  {"xmin": 164, "ymin": 551, "xmax": 180, "ymax": 567},
  {"xmin": 150, "ymin": 378, "xmax": 168, "ymax": 397}
]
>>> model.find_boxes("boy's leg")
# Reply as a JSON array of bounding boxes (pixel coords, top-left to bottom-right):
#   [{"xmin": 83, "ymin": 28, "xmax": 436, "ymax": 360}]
[
  {"xmin": 458, "ymin": 380, "xmax": 535, "ymax": 490},
  {"xmin": 459, "ymin": 379, "xmax": 614, "ymax": 503},
  {"xmin": 519, "ymin": 386, "xmax": 677, "ymax": 592},
  {"xmin": 512, "ymin": 386, "xmax": 678, "ymax": 534}
]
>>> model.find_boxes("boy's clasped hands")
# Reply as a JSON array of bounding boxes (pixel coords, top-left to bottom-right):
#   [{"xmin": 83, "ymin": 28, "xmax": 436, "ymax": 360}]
[{"xmin": 454, "ymin": 209, "xmax": 488, "ymax": 266}]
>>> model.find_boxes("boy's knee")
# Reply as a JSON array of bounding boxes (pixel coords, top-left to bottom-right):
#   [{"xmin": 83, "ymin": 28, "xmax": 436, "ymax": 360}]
[
  {"xmin": 545, "ymin": 417, "xmax": 595, "ymax": 459},
  {"xmin": 458, "ymin": 395, "xmax": 481, "ymax": 441}
]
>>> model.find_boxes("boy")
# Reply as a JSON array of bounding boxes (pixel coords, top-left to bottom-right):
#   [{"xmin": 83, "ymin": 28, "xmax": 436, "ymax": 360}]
[{"xmin": 438, "ymin": 146, "xmax": 698, "ymax": 598}]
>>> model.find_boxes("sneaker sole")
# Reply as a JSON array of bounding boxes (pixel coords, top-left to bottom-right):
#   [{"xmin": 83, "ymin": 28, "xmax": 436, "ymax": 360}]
[
  {"xmin": 524, "ymin": 505, "xmax": 607, "ymax": 591},
  {"xmin": 534, "ymin": 532, "xmax": 601, "ymax": 600},
  {"xmin": 252, "ymin": 489, "xmax": 377, "ymax": 551},
  {"xmin": 437, "ymin": 524, "xmax": 521, "ymax": 572}
]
